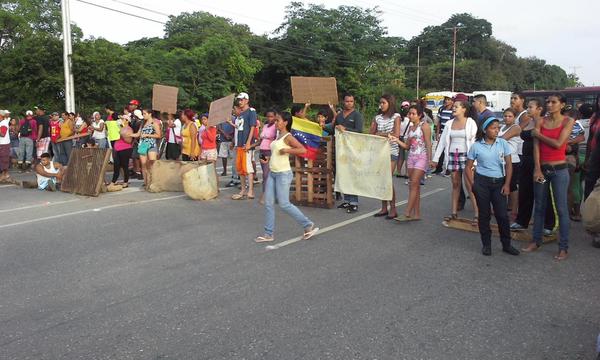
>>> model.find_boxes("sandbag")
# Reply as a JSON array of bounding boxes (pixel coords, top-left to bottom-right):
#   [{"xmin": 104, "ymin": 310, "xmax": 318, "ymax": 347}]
[
  {"xmin": 182, "ymin": 162, "xmax": 219, "ymax": 200},
  {"xmin": 148, "ymin": 160, "xmax": 189, "ymax": 193},
  {"xmin": 582, "ymin": 180, "xmax": 600, "ymax": 233}
]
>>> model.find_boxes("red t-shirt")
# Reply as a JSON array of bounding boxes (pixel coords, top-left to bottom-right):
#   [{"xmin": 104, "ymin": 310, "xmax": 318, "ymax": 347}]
[
  {"xmin": 49, "ymin": 120, "xmax": 61, "ymax": 143},
  {"xmin": 201, "ymin": 126, "xmax": 217, "ymax": 150}
]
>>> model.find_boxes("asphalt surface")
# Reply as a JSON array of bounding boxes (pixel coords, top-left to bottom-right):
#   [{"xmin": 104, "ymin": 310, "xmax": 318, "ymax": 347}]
[{"xmin": 0, "ymin": 168, "xmax": 598, "ymax": 359}]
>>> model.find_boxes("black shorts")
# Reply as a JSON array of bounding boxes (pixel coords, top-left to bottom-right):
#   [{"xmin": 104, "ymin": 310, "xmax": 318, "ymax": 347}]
[{"xmin": 510, "ymin": 162, "xmax": 520, "ymax": 192}]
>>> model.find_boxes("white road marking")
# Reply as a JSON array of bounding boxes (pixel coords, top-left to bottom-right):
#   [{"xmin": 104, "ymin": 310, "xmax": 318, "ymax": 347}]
[
  {"xmin": 0, "ymin": 194, "xmax": 187, "ymax": 230},
  {"xmin": 265, "ymin": 188, "xmax": 446, "ymax": 250},
  {"xmin": 0, "ymin": 199, "xmax": 80, "ymax": 214}
]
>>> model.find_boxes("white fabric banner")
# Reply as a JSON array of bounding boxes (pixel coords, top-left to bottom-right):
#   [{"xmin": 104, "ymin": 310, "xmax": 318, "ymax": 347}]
[{"xmin": 334, "ymin": 131, "xmax": 393, "ymax": 201}]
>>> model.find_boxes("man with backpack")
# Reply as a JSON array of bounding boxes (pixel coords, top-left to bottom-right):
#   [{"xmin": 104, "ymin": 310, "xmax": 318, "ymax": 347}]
[{"xmin": 18, "ymin": 110, "xmax": 38, "ymax": 171}]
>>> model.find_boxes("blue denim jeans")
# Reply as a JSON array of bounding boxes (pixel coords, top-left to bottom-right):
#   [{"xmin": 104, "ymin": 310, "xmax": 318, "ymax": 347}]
[
  {"xmin": 533, "ymin": 167, "xmax": 570, "ymax": 250},
  {"xmin": 18, "ymin": 137, "xmax": 34, "ymax": 163},
  {"xmin": 264, "ymin": 170, "xmax": 313, "ymax": 236}
]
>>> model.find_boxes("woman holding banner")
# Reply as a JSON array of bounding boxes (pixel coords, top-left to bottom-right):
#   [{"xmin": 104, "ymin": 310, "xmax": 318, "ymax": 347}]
[
  {"xmin": 256, "ymin": 111, "xmax": 319, "ymax": 243},
  {"xmin": 370, "ymin": 94, "xmax": 402, "ymax": 219},
  {"xmin": 389, "ymin": 105, "xmax": 432, "ymax": 221}
]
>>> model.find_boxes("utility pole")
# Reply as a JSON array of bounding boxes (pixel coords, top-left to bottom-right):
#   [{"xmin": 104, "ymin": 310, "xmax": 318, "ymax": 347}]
[
  {"xmin": 416, "ymin": 45, "xmax": 420, "ymax": 99},
  {"xmin": 445, "ymin": 24, "xmax": 465, "ymax": 92},
  {"xmin": 61, "ymin": 0, "xmax": 75, "ymax": 112}
]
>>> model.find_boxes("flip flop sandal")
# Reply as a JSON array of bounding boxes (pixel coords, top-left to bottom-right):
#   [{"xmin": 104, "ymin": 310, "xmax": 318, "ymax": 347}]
[
  {"xmin": 247, "ymin": 195, "xmax": 255, "ymax": 199},
  {"xmin": 302, "ymin": 227, "xmax": 320, "ymax": 240},
  {"xmin": 255, "ymin": 235, "xmax": 274, "ymax": 243},
  {"xmin": 471, "ymin": 217, "xmax": 479, "ymax": 226},
  {"xmin": 443, "ymin": 213, "xmax": 458, "ymax": 221},
  {"xmin": 231, "ymin": 194, "xmax": 247, "ymax": 200},
  {"xmin": 394, "ymin": 215, "xmax": 420, "ymax": 222}
]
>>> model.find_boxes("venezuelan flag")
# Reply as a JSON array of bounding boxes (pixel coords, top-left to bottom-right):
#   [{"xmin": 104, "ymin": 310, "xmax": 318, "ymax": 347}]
[{"xmin": 291, "ymin": 116, "xmax": 322, "ymax": 160}]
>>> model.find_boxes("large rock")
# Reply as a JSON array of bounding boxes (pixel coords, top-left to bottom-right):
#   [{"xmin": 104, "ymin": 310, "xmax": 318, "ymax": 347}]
[{"xmin": 182, "ymin": 162, "xmax": 219, "ymax": 200}]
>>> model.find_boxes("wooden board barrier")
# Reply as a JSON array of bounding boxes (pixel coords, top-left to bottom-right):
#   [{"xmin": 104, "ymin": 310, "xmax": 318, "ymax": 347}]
[
  {"xmin": 442, "ymin": 217, "xmax": 557, "ymax": 243},
  {"xmin": 61, "ymin": 148, "xmax": 111, "ymax": 197},
  {"xmin": 289, "ymin": 136, "xmax": 335, "ymax": 208}
]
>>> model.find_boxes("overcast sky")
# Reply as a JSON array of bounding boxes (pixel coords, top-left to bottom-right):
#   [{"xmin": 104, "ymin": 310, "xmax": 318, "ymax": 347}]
[{"xmin": 70, "ymin": 0, "xmax": 599, "ymax": 86}]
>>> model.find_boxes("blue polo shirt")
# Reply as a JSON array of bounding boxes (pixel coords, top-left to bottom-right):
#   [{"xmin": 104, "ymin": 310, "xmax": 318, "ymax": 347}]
[{"xmin": 467, "ymin": 138, "xmax": 512, "ymax": 178}]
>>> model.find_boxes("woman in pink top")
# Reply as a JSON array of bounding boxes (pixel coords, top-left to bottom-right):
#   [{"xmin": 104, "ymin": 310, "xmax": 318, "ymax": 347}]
[
  {"xmin": 110, "ymin": 116, "xmax": 134, "ymax": 187},
  {"xmin": 258, "ymin": 110, "xmax": 277, "ymax": 204}
]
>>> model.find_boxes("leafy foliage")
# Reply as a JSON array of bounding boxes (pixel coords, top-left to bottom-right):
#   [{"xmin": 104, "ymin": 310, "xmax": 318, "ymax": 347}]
[{"xmin": 0, "ymin": 3, "xmax": 575, "ymax": 117}]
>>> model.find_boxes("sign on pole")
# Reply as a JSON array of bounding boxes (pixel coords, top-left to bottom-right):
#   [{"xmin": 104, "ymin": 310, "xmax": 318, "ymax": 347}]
[
  {"xmin": 290, "ymin": 76, "xmax": 338, "ymax": 105},
  {"xmin": 152, "ymin": 84, "xmax": 179, "ymax": 115},
  {"xmin": 207, "ymin": 94, "xmax": 236, "ymax": 126}
]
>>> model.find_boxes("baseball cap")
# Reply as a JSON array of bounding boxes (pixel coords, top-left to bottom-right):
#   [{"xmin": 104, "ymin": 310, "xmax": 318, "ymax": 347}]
[
  {"xmin": 401, "ymin": 101, "xmax": 410, "ymax": 107},
  {"xmin": 129, "ymin": 99, "xmax": 140, "ymax": 106},
  {"xmin": 0, "ymin": 110, "xmax": 6, "ymax": 117},
  {"xmin": 51, "ymin": 112, "xmax": 59, "ymax": 116},
  {"xmin": 26, "ymin": 110, "xmax": 33, "ymax": 116},
  {"xmin": 133, "ymin": 109, "xmax": 143, "ymax": 119},
  {"xmin": 453, "ymin": 93, "xmax": 468, "ymax": 102},
  {"xmin": 34, "ymin": 105, "xmax": 46, "ymax": 111},
  {"xmin": 236, "ymin": 92, "xmax": 249, "ymax": 100}
]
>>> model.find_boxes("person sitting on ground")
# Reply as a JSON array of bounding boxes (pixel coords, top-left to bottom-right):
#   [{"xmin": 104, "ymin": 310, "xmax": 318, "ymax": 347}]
[{"xmin": 22, "ymin": 152, "xmax": 64, "ymax": 191}]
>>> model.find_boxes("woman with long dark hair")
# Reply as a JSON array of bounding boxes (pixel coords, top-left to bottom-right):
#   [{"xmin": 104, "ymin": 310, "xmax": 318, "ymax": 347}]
[
  {"xmin": 389, "ymin": 105, "xmax": 432, "ymax": 221},
  {"xmin": 258, "ymin": 109, "xmax": 277, "ymax": 204},
  {"xmin": 180, "ymin": 109, "xmax": 199, "ymax": 161},
  {"xmin": 522, "ymin": 93, "xmax": 574, "ymax": 261},
  {"xmin": 255, "ymin": 111, "xmax": 319, "ymax": 243},
  {"xmin": 511, "ymin": 99, "xmax": 555, "ymax": 233},
  {"xmin": 431, "ymin": 100, "xmax": 478, "ymax": 224},
  {"xmin": 130, "ymin": 109, "xmax": 162, "ymax": 188},
  {"xmin": 584, "ymin": 95, "xmax": 600, "ymax": 198},
  {"xmin": 465, "ymin": 117, "xmax": 520, "ymax": 256},
  {"xmin": 370, "ymin": 94, "xmax": 401, "ymax": 219}
]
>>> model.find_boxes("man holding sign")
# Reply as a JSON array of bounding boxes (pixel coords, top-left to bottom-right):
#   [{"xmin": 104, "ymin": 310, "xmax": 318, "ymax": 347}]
[
  {"xmin": 231, "ymin": 92, "xmax": 257, "ymax": 200},
  {"xmin": 335, "ymin": 93, "xmax": 364, "ymax": 213}
]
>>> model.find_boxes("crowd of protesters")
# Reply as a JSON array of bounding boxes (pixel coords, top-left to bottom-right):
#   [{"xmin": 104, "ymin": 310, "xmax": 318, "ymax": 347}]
[{"xmin": 1, "ymin": 90, "xmax": 599, "ymax": 257}]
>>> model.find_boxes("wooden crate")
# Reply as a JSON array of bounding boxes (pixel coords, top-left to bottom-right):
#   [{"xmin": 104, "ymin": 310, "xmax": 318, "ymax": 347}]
[
  {"xmin": 289, "ymin": 136, "xmax": 335, "ymax": 208},
  {"xmin": 61, "ymin": 148, "xmax": 111, "ymax": 197}
]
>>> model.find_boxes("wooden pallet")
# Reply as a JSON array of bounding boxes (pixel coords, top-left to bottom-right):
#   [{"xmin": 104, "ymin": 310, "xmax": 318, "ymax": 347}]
[
  {"xmin": 289, "ymin": 136, "xmax": 335, "ymax": 208},
  {"xmin": 442, "ymin": 217, "xmax": 556, "ymax": 243},
  {"xmin": 61, "ymin": 148, "xmax": 111, "ymax": 197}
]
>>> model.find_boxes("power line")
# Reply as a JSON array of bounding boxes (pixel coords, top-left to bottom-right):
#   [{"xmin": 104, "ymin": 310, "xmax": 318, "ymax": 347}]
[
  {"xmin": 73, "ymin": 0, "xmax": 427, "ymax": 69},
  {"xmin": 74, "ymin": 0, "xmax": 167, "ymax": 24},
  {"xmin": 107, "ymin": 0, "xmax": 171, "ymax": 17}
]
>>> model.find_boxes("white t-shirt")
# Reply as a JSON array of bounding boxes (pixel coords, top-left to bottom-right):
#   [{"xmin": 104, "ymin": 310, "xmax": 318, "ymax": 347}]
[
  {"xmin": 400, "ymin": 117, "xmax": 410, "ymax": 137},
  {"xmin": 0, "ymin": 119, "xmax": 10, "ymax": 145},
  {"xmin": 167, "ymin": 119, "xmax": 182, "ymax": 144},
  {"xmin": 91, "ymin": 119, "xmax": 106, "ymax": 139}
]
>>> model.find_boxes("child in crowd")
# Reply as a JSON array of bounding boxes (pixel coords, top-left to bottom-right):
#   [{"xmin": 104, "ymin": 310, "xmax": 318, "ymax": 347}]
[{"xmin": 465, "ymin": 117, "xmax": 520, "ymax": 257}]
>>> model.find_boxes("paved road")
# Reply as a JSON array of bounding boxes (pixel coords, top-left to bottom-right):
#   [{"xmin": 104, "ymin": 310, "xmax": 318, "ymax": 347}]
[{"xmin": 0, "ymin": 170, "xmax": 598, "ymax": 359}]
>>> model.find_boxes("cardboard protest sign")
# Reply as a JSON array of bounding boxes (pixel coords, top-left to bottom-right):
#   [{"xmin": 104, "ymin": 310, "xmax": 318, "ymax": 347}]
[
  {"xmin": 207, "ymin": 94, "xmax": 235, "ymax": 126},
  {"xmin": 291, "ymin": 76, "xmax": 338, "ymax": 105},
  {"xmin": 61, "ymin": 148, "xmax": 111, "ymax": 197},
  {"xmin": 152, "ymin": 84, "xmax": 179, "ymax": 115}
]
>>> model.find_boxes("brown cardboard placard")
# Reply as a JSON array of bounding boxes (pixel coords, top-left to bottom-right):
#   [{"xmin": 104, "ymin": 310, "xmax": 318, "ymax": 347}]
[
  {"xmin": 208, "ymin": 94, "xmax": 235, "ymax": 126},
  {"xmin": 291, "ymin": 76, "xmax": 338, "ymax": 105},
  {"xmin": 152, "ymin": 84, "xmax": 179, "ymax": 115}
]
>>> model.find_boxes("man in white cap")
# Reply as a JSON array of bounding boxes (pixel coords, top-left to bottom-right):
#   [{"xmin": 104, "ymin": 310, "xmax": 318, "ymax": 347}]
[{"xmin": 231, "ymin": 92, "xmax": 257, "ymax": 200}]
